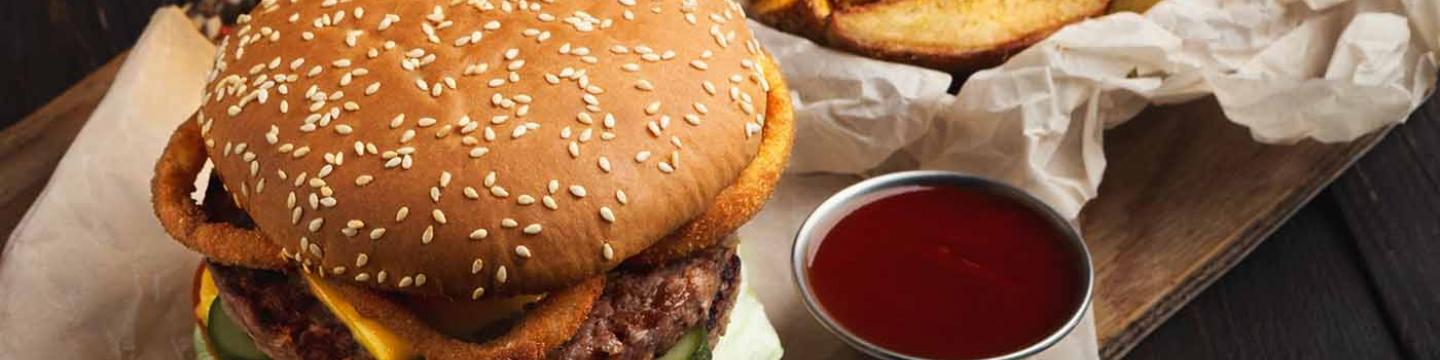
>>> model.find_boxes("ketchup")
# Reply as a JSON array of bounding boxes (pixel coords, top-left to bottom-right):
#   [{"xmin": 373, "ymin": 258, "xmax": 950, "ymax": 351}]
[{"xmin": 806, "ymin": 186, "xmax": 1084, "ymax": 359}]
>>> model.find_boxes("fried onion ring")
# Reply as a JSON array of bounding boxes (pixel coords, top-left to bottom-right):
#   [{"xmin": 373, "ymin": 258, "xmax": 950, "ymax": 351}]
[
  {"xmin": 317, "ymin": 275, "xmax": 605, "ymax": 360},
  {"xmin": 152, "ymin": 117, "xmax": 286, "ymax": 269},
  {"xmin": 627, "ymin": 54, "xmax": 795, "ymax": 266}
]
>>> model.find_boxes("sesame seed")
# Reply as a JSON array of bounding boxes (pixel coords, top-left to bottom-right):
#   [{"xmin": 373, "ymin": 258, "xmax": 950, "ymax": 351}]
[
  {"xmin": 569, "ymin": 185, "xmax": 588, "ymax": 198},
  {"xmin": 472, "ymin": 287, "xmax": 486, "ymax": 300},
  {"xmin": 635, "ymin": 151, "xmax": 652, "ymax": 162},
  {"xmin": 369, "ymin": 228, "xmax": 386, "ymax": 240},
  {"xmin": 356, "ymin": 253, "xmax": 370, "ymax": 267},
  {"xmin": 355, "ymin": 273, "xmax": 371, "ymax": 282},
  {"xmin": 645, "ymin": 101, "xmax": 661, "ymax": 115},
  {"xmin": 518, "ymin": 195, "xmax": 536, "ymax": 205},
  {"xmin": 598, "ymin": 157, "xmax": 612, "ymax": 172},
  {"xmin": 515, "ymin": 245, "xmax": 533, "ymax": 258},
  {"xmin": 602, "ymin": 243, "xmax": 615, "ymax": 260},
  {"xmin": 600, "ymin": 207, "xmax": 616, "ymax": 223},
  {"xmin": 616, "ymin": 190, "xmax": 629, "ymax": 204},
  {"xmin": 396, "ymin": 207, "xmax": 410, "ymax": 222},
  {"xmin": 485, "ymin": 172, "xmax": 498, "ymax": 187},
  {"xmin": 689, "ymin": 60, "xmax": 709, "ymax": 70},
  {"xmin": 308, "ymin": 218, "xmax": 325, "ymax": 232},
  {"xmin": 469, "ymin": 229, "xmax": 489, "ymax": 240},
  {"xmin": 469, "ymin": 147, "xmax": 490, "ymax": 158},
  {"xmin": 430, "ymin": 187, "xmax": 442, "ymax": 203},
  {"xmin": 432, "ymin": 209, "xmax": 448, "ymax": 224},
  {"xmin": 659, "ymin": 162, "xmax": 675, "ymax": 173},
  {"xmin": 502, "ymin": 218, "xmax": 519, "ymax": 228},
  {"xmin": 331, "ymin": 266, "xmax": 347, "ymax": 275},
  {"xmin": 422, "ymin": 225, "xmax": 435, "ymax": 243},
  {"xmin": 415, "ymin": 274, "xmax": 428, "ymax": 286},
  {"xmin": 377, "ymin": 271, "xmax": 389, "ymax": 283},
  {"xmin": 523, "ymin": 224, "xmax": 542, "ymax": 235},
  {"xmin": 398, "ymin": 276, "xmax": 414, "ymax": 288},
  {"xmin": 496, "ymin": 266, "xmax": 508, "ymax": 284},
  {"xmin": 491, "ymin": 186, "xmax": 510, "ymax": 198}
]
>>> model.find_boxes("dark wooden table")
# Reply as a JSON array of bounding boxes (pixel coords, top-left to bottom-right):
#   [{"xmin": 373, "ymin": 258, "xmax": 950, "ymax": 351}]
[{"xmin": 3, "ymin": 1, "xmax": 1437, "ymax": 359}]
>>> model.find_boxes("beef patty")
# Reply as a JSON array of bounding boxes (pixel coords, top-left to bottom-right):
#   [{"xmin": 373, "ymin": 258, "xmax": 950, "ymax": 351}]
[
  {"xmin": 551, "ymin": 246, "xmax": 741, "ymax": 359},
  {"xmin": 206, "ymin": 247, "xmax": 741, "ymax": 360}
]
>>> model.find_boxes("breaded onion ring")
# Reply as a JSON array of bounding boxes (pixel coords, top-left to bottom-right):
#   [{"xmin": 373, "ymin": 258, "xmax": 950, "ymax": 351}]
[
  {"xmin": 315, "ymin": 275, "xmax": 604, "ymax": 360},
  {"xmin": 627, "ymin": 55, "xmax": 795, "ymax": 266},
  {"xmin": 152, "ymin": 118, "xmax": 286, "ymax": 269}
]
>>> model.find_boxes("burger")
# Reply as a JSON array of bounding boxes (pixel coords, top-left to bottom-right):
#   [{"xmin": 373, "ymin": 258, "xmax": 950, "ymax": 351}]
[{"xmin": 149, "ymin": 0, "xmax": 795, "ymax": 358}]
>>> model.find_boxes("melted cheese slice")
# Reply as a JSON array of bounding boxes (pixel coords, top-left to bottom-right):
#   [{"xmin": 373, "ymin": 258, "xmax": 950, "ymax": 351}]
[
  {"xmin": 194, "ymin": 269, "xmax": 415, "ymax": 360},
  {"xmin": 196, "ymin": 268, "xmax": 219, "ymax": 327},
  {"xmin": 300, "ymin": 272, "xmax": 417, "ymax": 360}
]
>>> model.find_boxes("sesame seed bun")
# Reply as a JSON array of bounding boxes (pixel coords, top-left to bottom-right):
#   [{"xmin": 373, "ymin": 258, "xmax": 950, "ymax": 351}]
[{"xmin": 193, "ymin": 0, "xmax": 783, "ymax": 298}]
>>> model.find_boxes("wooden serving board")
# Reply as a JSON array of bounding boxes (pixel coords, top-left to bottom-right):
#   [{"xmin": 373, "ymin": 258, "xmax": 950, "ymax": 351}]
[{"xmin": 0, "ymin": 52, "xmax": 1388, "ymax": 359}]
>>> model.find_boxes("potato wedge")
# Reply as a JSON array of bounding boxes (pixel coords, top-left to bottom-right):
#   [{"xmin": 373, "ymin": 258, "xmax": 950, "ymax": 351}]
[
  {"xmin": 750, "ymin": 0, "xmax": 833, "ymax": 42},
  {"xmin": 826, "ymin": 0, "xmax": 1109, "ymax": 72}
]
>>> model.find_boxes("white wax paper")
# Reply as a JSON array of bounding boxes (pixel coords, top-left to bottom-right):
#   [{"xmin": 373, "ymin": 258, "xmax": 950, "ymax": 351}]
[
  {"xmin": 2, "ymin": 0, "xmax": 1436, "ymax": 358},
  {"xmin": 0, "ymin": 8, "xmax": 214, "ymax": 358},
  {"xmin": 742, "ymin": 0, "xmax": 1434, "ymax": 358}
]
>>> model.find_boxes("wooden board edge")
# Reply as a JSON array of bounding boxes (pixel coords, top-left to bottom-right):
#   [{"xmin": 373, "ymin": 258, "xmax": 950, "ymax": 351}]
[
  {"xmin": 1096, "ymin": 128, "xmax": 1391, "ymax": 359},
  {"xmin": 0, "ymin": 53, "xmax": 128, "ymax": 248}
]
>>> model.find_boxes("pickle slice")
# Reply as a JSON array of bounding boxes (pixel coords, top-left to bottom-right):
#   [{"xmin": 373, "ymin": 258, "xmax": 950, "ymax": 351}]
[
  {"xmin": 658, "ymin": 326, "xmax": 711, "ymax": 360},
  {"xmin": 206, "ymin": 297, "xmax": 269, "ymax": 360}
]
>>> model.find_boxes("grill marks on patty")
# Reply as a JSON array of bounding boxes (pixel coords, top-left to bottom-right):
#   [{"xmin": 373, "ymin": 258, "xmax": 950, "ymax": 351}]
[{"xmin": 205, "ymin": 247, "xmax": 741, "ymax": 360}]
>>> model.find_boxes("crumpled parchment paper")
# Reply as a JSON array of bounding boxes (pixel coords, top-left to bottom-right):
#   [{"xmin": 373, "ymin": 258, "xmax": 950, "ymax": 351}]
[{"xmin": 1, "ymin": 0, "xmax": 1435, "ymax": 358}]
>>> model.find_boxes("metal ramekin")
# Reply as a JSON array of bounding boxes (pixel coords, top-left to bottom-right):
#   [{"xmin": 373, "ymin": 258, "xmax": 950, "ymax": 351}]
[{"xmin": 792, "ymin": 170, "xmax": 1094, "ymax": 360}]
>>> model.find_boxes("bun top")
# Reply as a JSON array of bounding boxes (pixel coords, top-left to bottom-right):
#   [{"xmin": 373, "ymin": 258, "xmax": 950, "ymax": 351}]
[{"xmin": 195, "ymin": 0, "xmax": 770, "ymax": 298}]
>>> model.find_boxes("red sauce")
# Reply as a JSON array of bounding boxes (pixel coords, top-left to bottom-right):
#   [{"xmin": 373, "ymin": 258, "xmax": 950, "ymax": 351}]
[{"xmin": 807, "ymin": 186, "xmax": 1084, "ymax": 359}]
